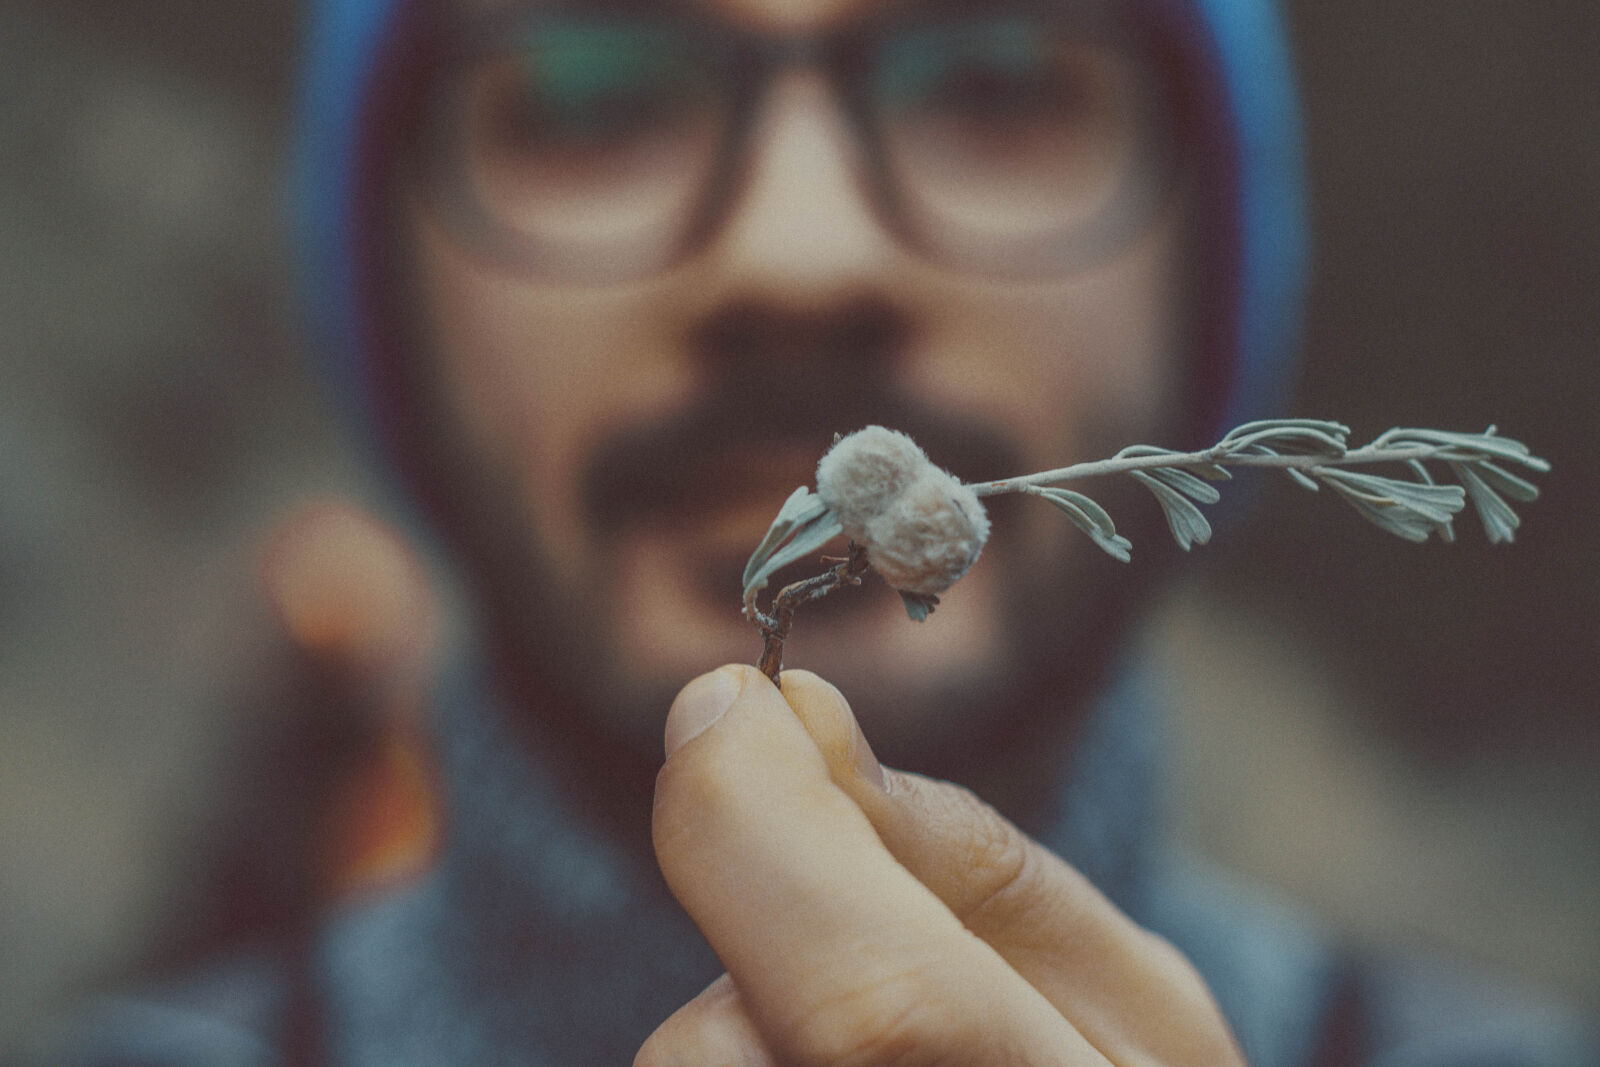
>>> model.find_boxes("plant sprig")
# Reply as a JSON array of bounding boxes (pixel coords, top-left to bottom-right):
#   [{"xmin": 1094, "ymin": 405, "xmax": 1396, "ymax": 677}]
[
  {"xmin": 974, "ymin": 420, "xmax": 1547, "ymax": 553},
  {"xmin": 742, "ymin": 420, "xmax": 1549, "ymax": 679}
]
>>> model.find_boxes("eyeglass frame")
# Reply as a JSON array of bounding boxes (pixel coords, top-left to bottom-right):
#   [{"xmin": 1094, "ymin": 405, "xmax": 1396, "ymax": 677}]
[{"xmin": 406, "ymin": 0, "xmax": 1190, "ymax": 285}]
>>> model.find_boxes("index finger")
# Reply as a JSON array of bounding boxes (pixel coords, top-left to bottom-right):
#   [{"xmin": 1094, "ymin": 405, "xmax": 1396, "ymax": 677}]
[
  {"xmin": 653, "ymin": 665, "xmax": 1108, "ymax": 1067},
  {"xmin": 777, "ymin": 670, "xmax": 1242, "ymax": 1067}
]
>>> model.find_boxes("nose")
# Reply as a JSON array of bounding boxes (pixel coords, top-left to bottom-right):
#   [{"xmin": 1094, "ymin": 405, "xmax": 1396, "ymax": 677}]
[
  {"xmin": 705, "ymin": 71, "xmax": 902, "ymax": 309},
  {"xmin": 685, "ymin": 69, "xmax": 912, "ymax": 396}
]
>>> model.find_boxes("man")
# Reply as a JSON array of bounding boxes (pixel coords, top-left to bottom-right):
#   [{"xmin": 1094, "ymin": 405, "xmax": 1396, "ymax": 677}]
[{"xmin": 56, "ymin": 0, "xmax": 1595, "ymax": 1062}]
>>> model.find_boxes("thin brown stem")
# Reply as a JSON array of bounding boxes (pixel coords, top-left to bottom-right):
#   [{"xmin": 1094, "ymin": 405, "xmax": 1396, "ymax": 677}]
[{"xmin": 755, "ymin": 542, "xmax": 870, "ymax": 681}]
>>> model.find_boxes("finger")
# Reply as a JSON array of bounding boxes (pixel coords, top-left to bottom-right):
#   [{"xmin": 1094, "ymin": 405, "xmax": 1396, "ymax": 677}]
[
  {"xmin": 259, "ymin": 498, "xmax": 438, "ymax": 716},
  {"xmin": 635, "ymin": 974, "xmax": 777, "ymax": 1067},
  {"xmin": 654, "ymin": 664, "xmax": 1108, "ymax": 1066},
  {"xmin": 779, "ymin": 670, "xmax": 1242, "ymax": 1067}
]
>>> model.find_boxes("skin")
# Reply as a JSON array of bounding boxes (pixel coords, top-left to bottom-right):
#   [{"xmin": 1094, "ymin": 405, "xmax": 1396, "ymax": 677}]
[
  {"xmin": 642, "ymin": 665, "xmax": 1243, "ymax": 1064},
  {"xmin": 407, "ymin": 58, "xmax": 1190, "ymax": 760},
  {"xmin": 267, "ymin": 0, "xmax": 1242, "ymax": 1057}
]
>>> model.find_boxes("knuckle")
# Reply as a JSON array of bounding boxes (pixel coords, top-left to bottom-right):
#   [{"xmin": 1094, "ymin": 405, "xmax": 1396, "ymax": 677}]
[
  {"xmin": 938, "ymin": 785, "xmax": 1041, "ymax": 925},
  {"xmin": 780, "ymin": 963, "xmax": 976, "ymax": 1067}
]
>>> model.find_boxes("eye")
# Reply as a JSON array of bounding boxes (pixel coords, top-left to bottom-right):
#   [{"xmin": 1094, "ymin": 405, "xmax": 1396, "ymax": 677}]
[
  {"xmin": 438, "ymin": 14, "xmax": 733, "ymax": 267},
  {"xmin": 865, "ymin": 12, "xmax": 1159, "ymax": 269},
  {"xmin": 476, "ymin": 20, "xmax": 719, "ymax": 160},
  {"xmin": 874, "ymin": 18, "xmax": 1110, "ymax": 141}
]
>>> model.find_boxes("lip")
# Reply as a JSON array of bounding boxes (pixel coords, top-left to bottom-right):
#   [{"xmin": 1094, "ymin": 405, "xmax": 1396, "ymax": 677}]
[
  {"xmin": 686, "ymin": 470, "xmax": 832, "ymax": 596},
  {"xmin": 582, "ymin": 400, "xmax": 1026, "ymax": 625},
  {"xmin": 584, "ymin": 413, "xmax": 840, "ymax": 527},
  {"xmin": 701, "ymin": 441, "xmax": 824, "ymax": 502},
  {"xmin": 628, "ymin": 438, "xmax": 825, "ymax": 528}
]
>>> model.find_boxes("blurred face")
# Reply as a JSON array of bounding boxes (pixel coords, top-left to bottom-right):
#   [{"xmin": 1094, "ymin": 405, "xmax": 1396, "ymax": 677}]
[{"xmin": 401, "ymin": 0, "xmax": 1192, "ymax": 758}]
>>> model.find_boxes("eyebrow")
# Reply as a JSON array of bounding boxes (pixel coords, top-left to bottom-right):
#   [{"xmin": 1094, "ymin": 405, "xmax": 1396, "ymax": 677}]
[{"xmin": 449, "ymin": 0, "xmax": 1135, "ymax": 47}]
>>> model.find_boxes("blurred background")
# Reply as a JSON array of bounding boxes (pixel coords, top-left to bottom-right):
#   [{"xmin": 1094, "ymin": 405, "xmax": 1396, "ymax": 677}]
[{"xmin": 1, "ymin": 0, "xmax": 1595, "ymax": 1057}]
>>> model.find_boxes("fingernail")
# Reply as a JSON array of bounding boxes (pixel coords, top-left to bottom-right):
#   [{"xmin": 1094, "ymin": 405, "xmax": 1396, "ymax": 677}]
[
  {"xmin": 818, "ymin": 678, "xmax": 886, "ymax": 792},
  {"xmin": 853, "ymin": 725, "xmax": 887, "ymax": 792},
  {"xmin": 664, "ymin": 667, "xmax": 743, "ymax": 757}
]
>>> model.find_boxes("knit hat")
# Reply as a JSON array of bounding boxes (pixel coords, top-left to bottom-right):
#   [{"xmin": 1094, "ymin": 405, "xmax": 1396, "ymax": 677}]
[{"xmin": 293, "ymin": 0, "xmax": 1307, "ymax": 449}]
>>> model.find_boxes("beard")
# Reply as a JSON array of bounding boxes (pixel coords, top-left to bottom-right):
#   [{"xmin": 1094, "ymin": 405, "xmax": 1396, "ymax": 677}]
[{"xmin": 383, "ymin": 295, "xmax": 1181, "ymax": 834}]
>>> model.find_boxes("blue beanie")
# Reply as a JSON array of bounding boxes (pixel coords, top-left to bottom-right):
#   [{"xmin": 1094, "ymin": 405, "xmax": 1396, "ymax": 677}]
[{"xmin": 293, "ymin": 0, "xmax": 1307, "ymax": 445}]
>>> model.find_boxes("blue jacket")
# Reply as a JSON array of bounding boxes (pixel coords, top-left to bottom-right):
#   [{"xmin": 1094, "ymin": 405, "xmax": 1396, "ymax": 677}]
[{"xmin": 57, "ymin": 661, "xmax": 1598, "ymax": 1064}]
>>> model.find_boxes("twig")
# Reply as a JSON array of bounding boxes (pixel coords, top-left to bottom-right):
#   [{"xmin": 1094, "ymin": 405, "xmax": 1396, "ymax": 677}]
[
  {"xmin": 740, "ymin": 421, "xmax": 1549, "ymax": 656},
  {"xmin": 969, "ymin": 442, "xmax": 1450, "ymax": 497},
  {"xmin": 754, "ymin": 543, "xmax": 870, "ymax": 681}
]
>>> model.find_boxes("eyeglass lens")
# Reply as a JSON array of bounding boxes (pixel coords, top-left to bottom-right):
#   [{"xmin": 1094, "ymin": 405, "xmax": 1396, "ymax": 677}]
[
  {"xmin": 430, "ymin": 7, "xmax": 1169, "ymax": 280},
  {"xmin": 870, "ymin": 16, "xmax": 1159, "ymax": 274},
  {"xmin": 456, "ymin": 18, "xmax": 731, "ymax": 274}
]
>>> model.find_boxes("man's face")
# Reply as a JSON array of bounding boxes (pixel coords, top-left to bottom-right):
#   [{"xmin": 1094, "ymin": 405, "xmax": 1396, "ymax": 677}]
[{"xmin": 401, "ymin": 0, "xmax": 1191, "ymax": 758}]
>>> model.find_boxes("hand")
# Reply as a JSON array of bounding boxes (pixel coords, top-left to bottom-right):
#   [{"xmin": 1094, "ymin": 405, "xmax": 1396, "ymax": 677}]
[
  {"xmin": 256, "ymin": 499, "xmax": 442, "ymax": 900},
  {"xmin": 641, "ymin": 665, "xmax": 1243, "ymax": 1066}
]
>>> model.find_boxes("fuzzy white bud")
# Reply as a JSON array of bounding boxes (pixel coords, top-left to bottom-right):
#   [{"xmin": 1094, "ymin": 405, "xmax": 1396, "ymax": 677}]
[{"xmin": 815, "ymin": 426, "xmax": 989, "ymax": 597}]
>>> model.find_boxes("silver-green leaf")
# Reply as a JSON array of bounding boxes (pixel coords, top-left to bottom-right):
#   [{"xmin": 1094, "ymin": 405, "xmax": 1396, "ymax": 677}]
[
  {"xmin": 899, "ymin": 591, "xmax": 940, "ymax": 621},
  {"xmin": 1450, "ymin": 462, "xmax": 1522, "ymax": 544},
  {"xmin": 1033, "ymin": 487, "xmax": 1133, "ymax": 562},
  {"xmin": 742, "ymin": 487, "xmax": 843, "ymax": 613},
  {"xmin": 1148, "ymin": 465, "xmax": 1222, "ymax": 505},
  {"xmin": 1131, "ymin": 470, "xmax": 1213, "ymax": 551}
]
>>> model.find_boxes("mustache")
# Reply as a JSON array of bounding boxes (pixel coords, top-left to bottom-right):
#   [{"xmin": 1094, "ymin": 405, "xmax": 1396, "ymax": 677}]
[{"xmin": 581, "ymin": 374, "xmax": 1026, "ymax": 534}]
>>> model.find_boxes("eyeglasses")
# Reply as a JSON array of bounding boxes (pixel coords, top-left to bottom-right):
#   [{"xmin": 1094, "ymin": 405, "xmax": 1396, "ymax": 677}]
[{"xmin": 413, "ymin": 0, "xmax": 1180, "ymax": 283}]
